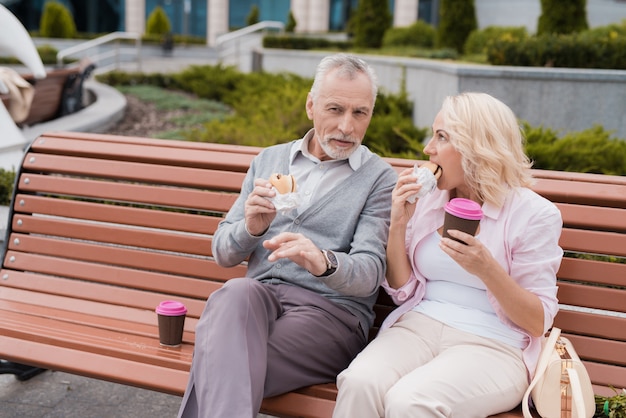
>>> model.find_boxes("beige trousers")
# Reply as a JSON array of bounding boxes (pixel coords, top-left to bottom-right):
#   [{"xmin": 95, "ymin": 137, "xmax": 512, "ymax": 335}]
[{"xmin": 333, "ymin": 311, "xmax": 528, "ymax": 418}]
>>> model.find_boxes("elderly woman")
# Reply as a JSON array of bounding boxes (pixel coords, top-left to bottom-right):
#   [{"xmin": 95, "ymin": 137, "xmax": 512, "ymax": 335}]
[{"xmin": 333, "ymin": 92, "xmax": 563, "ymax": 418}]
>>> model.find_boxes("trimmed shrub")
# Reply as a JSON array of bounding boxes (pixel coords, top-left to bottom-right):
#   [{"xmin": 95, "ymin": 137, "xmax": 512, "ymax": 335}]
[
  {"xmin": 464, "ymin": 26, "xmax": 528, "ymax": 55},
  {"xmin": 350, "ymin": 0, "xmax": 392, "ymax": 48},
  {"xmin": 39, "ymin": 1, "xmax": 76, "ymax": 39},
  {"xmin": 263, "ymin": 35, "xmax": 352, "ymax": 50},
  {"xmin": 246, "ymin": 5, "xmax": 260, "ymax": 26},
  {"xmin": 487, "ymin": 32, "xmax": 626, "ymax": 69},
  {"xmin": 437, "ymin": 0, "xmax": 477, "ymax": 53},
  {"xmin": 0, "ymin": 168, "xmax": 16, "ymax": 206},
  {"xmin": 146, "ymin": 6, "xmax": 171, "ymax": 36},
  {"xmin": 524, "ymin": 123, "xmax": 626, "ymax": 175},
  {"xmin": 537, "ymin": 0, "xmax": 588, "ymax": 35},
  {"xmin": 285, "ymin": 10, "xmax": 297, "ymax": 33},
  {"xmin": 382, "ymin": 20, "xmax": 436, "ymax": 48}
]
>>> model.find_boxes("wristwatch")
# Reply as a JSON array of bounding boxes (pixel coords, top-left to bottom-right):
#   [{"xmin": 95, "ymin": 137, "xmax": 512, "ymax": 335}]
[{"xmin": 318, "ymin": 249, "xmax": 338, "ymax": 277}]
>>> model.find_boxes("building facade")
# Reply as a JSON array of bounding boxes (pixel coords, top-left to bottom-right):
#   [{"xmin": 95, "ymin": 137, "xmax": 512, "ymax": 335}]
[{"xmin": 6, "ymin": 0, "xmax": 626, "ymax": 46}]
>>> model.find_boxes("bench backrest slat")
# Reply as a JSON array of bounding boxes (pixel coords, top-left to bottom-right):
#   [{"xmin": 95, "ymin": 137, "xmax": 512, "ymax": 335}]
[
  {"xmin": 7, "ymin": 234, "xmax": 246, "ymax": 283},
  {"xmin": 22, "ymin": 154, "xmax": 247, "ymax": 194},
  {"xmin": 558, "ymin": 257, "xmax": 625, "ymax": 287},
  {"xmin": 32, "ymin": 136, "xmax": 256, "ymax": 172},
  {"xmin": 557, "ymin": 203, "xmax": 626, "ymax": 232},
  {"xmin": 16, "ymin": 195, "xmax": 223, "ymax": 235}
]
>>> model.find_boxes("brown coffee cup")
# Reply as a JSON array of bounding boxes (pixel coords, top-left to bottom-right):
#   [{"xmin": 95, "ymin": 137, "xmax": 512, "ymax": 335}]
[
  {"xmin": 155, "ymin": 300, "xmax": 187, "ymax": 347},
  {"xmin": 442, "ymin": 198, "xmax": 483, "ymax": 244}
]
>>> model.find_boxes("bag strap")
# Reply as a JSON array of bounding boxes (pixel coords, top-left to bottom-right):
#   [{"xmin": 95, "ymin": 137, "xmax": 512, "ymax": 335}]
[
  {"xmin": 566, "ymin": 367, "xmax": 588, "ymax": 418},
  {"xmin": 522, "ymin": 327, "xmax": 562, "ymax": 418}
]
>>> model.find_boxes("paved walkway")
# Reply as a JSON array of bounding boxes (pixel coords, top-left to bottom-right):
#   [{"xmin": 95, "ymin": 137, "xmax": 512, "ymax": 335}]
[{"xmin": 0, "ymin": 371, "xmax": 182, "ymax": 418}]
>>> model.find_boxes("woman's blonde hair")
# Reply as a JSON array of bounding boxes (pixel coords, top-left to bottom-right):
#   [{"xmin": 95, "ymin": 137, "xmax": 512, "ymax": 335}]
[{"xmin": 440, "ymin": 92, "xmax": 534, "ymax": 207}]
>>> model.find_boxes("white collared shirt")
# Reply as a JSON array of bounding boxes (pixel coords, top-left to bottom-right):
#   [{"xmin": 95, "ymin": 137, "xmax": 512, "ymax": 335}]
[{"xmin": 288, "ymin": 129, "xmax": 372, "ymax": 212}]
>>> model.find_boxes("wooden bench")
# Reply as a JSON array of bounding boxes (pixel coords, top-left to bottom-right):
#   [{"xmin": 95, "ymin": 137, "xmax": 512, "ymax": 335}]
[
  {"xmin": 0, "ymin": 131, "xmax": 624, "ymax": 418},
  {"xmin": 0, "ymin": 64, "xmax": 94, "ymax": 126}
]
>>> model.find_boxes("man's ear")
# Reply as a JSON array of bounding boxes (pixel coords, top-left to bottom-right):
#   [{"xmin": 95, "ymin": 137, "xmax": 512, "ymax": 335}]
[{"xmin": 305, "ymin": 93, "xmax": 314, "ymax": 120}]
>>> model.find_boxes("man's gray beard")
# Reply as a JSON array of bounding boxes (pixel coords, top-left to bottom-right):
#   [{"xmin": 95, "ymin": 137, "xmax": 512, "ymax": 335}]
[{"xmin": 320, "ymin": 139, "xmax": 356, "ymax": 160}]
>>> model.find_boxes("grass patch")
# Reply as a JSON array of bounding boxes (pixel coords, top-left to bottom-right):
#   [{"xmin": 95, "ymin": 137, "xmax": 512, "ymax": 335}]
[{"xmin": 115, "ymin": 85, "xmax": 231, "ymax": 138}]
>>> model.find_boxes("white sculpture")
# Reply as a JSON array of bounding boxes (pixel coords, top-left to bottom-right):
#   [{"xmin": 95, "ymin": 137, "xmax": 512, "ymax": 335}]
[{"xmin": 0, "ymin": 4, "xmax": 46, "ymax": 170}]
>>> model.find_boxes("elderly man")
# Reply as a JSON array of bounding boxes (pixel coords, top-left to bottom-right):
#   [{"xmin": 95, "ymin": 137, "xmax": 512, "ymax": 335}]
[{"xmin": 178, "ymin": 53, "xmax": 396, "ymax": 418}]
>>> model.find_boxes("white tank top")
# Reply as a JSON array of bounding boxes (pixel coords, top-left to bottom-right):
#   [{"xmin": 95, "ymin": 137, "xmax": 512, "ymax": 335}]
[{"xmin": 412, "ymin": 231, "xmax": 527, "ymax": 349}]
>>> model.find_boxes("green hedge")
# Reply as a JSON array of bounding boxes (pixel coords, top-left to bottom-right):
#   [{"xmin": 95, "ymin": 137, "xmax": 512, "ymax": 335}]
[
  {"xmin": 487, "ymin": 28, "xmax": 626, "ymax": 69},
  {"xmin": 96, "ymin": 65, "xmax": 626, "ymax": 176},
  {"xmin": 464, "ymin": 26, "xmax": 528, "ymax": 55},
  {"xmin": 263, "ymin": 35, "xmax": 353, "ymax": 50},
  {"xmin": 382, "ymin": 20, "xmax": 436, "ymax": 49}
]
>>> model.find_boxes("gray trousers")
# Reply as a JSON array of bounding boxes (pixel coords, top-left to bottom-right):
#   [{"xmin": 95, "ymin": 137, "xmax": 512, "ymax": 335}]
[{"xmin": 177, "ymin": 278, "xmax": 367, "ymax": 418}]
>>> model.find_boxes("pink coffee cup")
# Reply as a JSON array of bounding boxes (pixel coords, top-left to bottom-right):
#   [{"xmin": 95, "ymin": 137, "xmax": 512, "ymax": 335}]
[
  {"xmin": 156, "ymin": 300, "xmax": 187, "ymax": 347},
  {"xmin": 442, "ymin": 198, "xmax": 483, "ymax": 244}
]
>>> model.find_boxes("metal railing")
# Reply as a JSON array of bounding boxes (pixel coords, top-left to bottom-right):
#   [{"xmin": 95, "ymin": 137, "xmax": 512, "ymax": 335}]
[
  {"xmin": 216, "ymin": 21, "xmax": 284, "ymax": 68},
  {"xmin": 56, "ymin": 31, "xmax": 142, "ymax": 73}
]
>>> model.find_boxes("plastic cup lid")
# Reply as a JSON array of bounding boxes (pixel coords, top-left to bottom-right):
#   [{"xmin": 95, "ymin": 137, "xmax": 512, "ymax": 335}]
[
  {"xmin": 444, "ymin": 198, "xmax": 483, "ymax": 220},
  {"xmin": 155, "ymin": 300, "xmax": 187, "ymax": 316}
]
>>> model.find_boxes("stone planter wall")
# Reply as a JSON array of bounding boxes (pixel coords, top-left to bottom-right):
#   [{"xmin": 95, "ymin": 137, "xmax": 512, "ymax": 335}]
[{"xmin": 257, "ymin": 49, "xmax": 626, "ymax": 139}]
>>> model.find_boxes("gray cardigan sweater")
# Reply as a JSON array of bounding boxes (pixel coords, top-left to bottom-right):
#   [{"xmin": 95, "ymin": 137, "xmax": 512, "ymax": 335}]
[{"xmin": 212, "ymin": 140, "xmax": 397, "ymax": 334}]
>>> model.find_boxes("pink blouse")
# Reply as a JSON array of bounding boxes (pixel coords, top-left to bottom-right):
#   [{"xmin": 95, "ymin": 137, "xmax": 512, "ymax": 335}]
[{"xmin": 381, "ymin": 186, "xmax": 563, "ymax": 379}]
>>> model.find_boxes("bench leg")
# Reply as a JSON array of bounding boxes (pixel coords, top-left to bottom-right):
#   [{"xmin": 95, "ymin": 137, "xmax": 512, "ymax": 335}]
[{"xmin": 0, "ymin": 360, "xmax": 46, "ymax": 381}]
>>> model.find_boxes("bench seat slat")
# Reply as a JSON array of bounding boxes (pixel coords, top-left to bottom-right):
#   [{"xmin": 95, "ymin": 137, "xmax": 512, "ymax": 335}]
[
  {"xmin": 0, "ymin": 287, "xmax": 199, "ymax": 332},
  {"xmin": 0, "ymin": 335, "xmax": 190, "ymax": 395},
  {"xmin": 260, "ymin": 392, "xmax": 336, "ymax": 418},
  {"xmin": 1, "ymin": 297, "xmax": 193, "ymax": 340},
  {"xmin": 2, "ymin": 255, "xmax": 222, "ymax": 315},
  {"xmin": 1, "ymin": 309, "xmax": 194, "ymax": 367},
  {"xmin": 0, "ymin": 286, "xmax": 204, "ymax": 326},
  {"xmin": 0, "ymin": 278, "xmax": 208, "ymax": 323}
]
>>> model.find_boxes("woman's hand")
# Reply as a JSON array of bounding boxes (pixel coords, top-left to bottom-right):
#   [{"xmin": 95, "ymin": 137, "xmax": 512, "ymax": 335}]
[
  {"xmin": 439, "ymin": 230, "xmax": 496, "ymax": 277},
  {"xmin": 440, "ymin": 230, "xmax": 546, "ymax": 336},
  {"xmin": 391, "ymin": 168, "xmax": 423, "ymax": 227}
]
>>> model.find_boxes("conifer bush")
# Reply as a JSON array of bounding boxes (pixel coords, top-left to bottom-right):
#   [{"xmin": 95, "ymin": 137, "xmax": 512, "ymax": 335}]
[
  {"xmin": 350, "ymin": 0, "xmax": 392, "ymax": 48},
  {"xmin": 246, "ymin": 5, "xmax": 260, "ymax": 26},
  {"xmin": 464, "ymin": 26, "xmax": 528, "ymax": 55},
  {"xmin": 146, "ymin": 6, "xmax": 171, "ymax": 36},
  {"xmin": 537, "ymin": 0, "xmax": 588, "ymax": 35},
  {"xmin": 382, "ymin": 20, "xmax": 436, "ymax": 48},
  {"xmin": 437, "ymin": 0, "xmax": 477, "ymax": 53},
  {"xmin": 39, "ymin": 1, "xmax": 76, "ymax": 39},
  {"xmin": 285, "ymin": 10, "xmax": 297, "ymax": 33}
]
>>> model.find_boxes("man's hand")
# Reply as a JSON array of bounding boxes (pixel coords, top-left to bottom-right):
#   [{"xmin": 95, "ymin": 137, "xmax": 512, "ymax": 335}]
[
  {"xmin": 244, "ymin": 178, "xmax": 277, "ymax": 236},
  {"xmin": 263, "ymin": 232, "xmax": 327, "ymax": 276}
]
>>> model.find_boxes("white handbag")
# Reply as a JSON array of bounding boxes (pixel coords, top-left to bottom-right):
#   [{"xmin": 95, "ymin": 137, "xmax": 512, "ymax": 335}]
[{"xmin": 522, "ymin": 327, "xmax": 595, "ymax": 418}]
